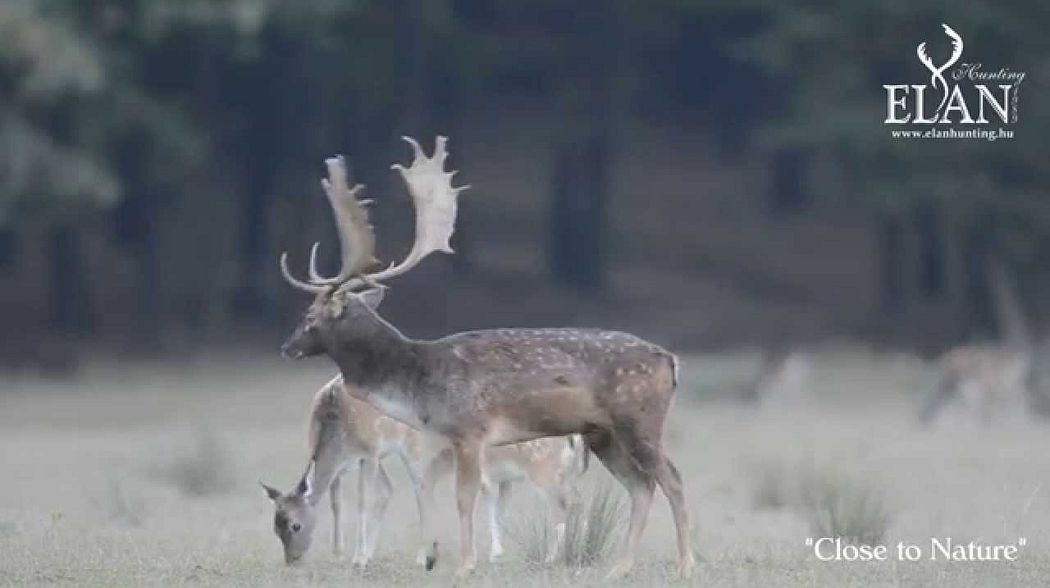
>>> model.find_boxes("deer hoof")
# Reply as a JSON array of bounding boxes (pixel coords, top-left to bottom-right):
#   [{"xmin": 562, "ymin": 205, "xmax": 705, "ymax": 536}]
[
  {"xmin": 605, "ymin": 559, "xmax": 634, "ymax": 580},
  {"xmin": 417, "ymin": 541, "xmax": 438, "ymax": 571},
  {"xmin": 674, "ymin": 556, "xmax": 696, "ymax": 580},
  {"xmin": 455, "ymin": 562, "xmax": 476, "ymax": 578}
]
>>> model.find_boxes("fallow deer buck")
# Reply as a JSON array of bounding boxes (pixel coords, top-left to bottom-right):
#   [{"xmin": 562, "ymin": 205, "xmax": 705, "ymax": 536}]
[
  {"xmin": 278, "ymin": 136, "xmax": 695, "ymax": 579},
  {"xmin": 260, "ymin": 374, "xmax": 586, "ymax": 568}
]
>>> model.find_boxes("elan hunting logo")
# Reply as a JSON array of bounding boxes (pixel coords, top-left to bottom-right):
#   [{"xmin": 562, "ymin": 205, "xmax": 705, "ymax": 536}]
[{"xmin": 883, "ymin": 24, "xmax": 1025, "ymax": 141}]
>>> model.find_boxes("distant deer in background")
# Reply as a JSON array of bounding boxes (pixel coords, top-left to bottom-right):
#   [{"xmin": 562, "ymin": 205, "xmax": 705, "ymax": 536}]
[
  {"xmin": 260, "ymin": 375, "xmax": 589, "ymax": 568},
  {"xmin": 276, "ymin": 137, "xmax": 695, "ymax": 579},
  {"xmin": 744, "ymin": 343, "xmax": 811, "ymax": 408},
  {"xmin": 918, "ymin": 259, "xmax": 1035, "ymax": 425}
]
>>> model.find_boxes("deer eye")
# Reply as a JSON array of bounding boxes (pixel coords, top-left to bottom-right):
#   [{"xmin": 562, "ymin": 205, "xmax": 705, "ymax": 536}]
[{"xmin": 291, "ymin": 522, "xmax": 302, "ymax": 533}]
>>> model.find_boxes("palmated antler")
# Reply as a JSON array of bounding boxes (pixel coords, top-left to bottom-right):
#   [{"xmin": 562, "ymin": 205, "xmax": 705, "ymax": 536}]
[
  {"xmin": 279, "ymin": 136, "xmax": 469, "ymax": 294},
  {"xmin": 309, "ymin": 156, "xmax": 378, "ymax": 284},
  {"xmin": 280, "ymin": 156, "xmax": 376, "ymax": 293},
  {"xmin": 342, "ymin": 136, "xmax": 469, "ymax": 290}
]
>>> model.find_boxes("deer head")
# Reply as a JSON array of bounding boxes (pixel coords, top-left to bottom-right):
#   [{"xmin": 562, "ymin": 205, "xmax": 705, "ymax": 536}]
[
  {"xmin": 261, "ymin": 461, "xmax": 319, "ymax": 565},
  {"xmin": 279, "ymin": 136, "xmax": 469, "ymax": 360}
]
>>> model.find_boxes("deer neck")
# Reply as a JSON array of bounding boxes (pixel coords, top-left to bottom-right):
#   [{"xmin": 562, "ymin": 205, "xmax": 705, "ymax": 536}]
[
  {"xmin": 328, "ymin": 310, "xmax": 428, "ymax": 405},
  {"xmin": 303, "ymin": 415, "xmax": 351, "ymax": 505}
]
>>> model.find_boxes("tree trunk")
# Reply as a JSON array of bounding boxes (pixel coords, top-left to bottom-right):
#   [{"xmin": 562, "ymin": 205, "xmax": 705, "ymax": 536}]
[
  {"xmin": 0, "ymin": 227, "xmax": 14, "ymax": 272},
  {"xmin": 230, "ymin": 168, "xmax": 273, "ymax": 319},
  {"xmin": 549, "ymin": 136, "xmax": 610, "ymax": 290},
  {"xmin": 877, "ymin": 213, "xmax": 905, "ymax": 315},
  {"xmin": 47, "ymin": 223, "xmax": 91, "ymax": 334},
  {"xmin": 768, "ymin": 147, "xmax": 810, "ymax": 217},
  {"xmin": 914, "ymin": 204, "xmax": 945, "ymax": 299},
  {"xmin": 547, "ymin": 2, "xmax": 623, "ymax": 291},
  {"xmin": 962, "ymin": 220, "xmax": 995, "ymax": 338}
]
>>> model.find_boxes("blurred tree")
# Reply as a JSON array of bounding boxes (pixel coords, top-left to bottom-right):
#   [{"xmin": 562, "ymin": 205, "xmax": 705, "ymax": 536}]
[
  {"xmin": 547, "ymin": 1, "xmax": 628, "ymax": 291},
  {"xmin": 0, "ymin": 2, "xmax": 119, "ymax": 349},
  {"xmin": 738, "ymin": 1, "xmax": 1050, "ymax": 338}
]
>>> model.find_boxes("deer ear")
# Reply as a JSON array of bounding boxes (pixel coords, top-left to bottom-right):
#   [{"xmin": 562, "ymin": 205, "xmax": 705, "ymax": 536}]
[
  {"xmin": 260, "ymin": 481, "xmax": 282, "ymax": 501},
  {"xmin": 358, "ymin": 287, "xmax": 385, "ymax": 310},
  {"xmin": 296, "ymin": 460, "xmax": 316, "ymax": 499}
]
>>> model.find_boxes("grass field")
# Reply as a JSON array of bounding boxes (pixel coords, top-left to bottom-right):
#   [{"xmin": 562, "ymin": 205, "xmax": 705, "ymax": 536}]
[{"xmin": 1, "ymin": 347, "xmax": 1049, "ymax": 587}]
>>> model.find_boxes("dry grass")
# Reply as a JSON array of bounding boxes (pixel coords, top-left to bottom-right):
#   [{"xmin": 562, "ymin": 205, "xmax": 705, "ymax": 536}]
[
  {"xmin": 750, "ymin": 460, "xmax": 792, "ymax": 510},
  {"xmin": 148, "ymin": 426, "xmax": 237, "ymax": 497},
  {"xmin": 507, "ymin": 482, "xmax": 624, "ymax": 568},
  {"xmin": 750, "ymin": 460, "xmax": 890, "ymax": 546},
  {"xmin": 2, "ymin": 349, "xmax": 1050, "ymax": 586},
  {"xmin": 97, "ymin": 478, "xmax": 148, "ymax": 527},
  {"xmin": 798, "ymin": 468, "xmax": 890, "ymax": 547}
]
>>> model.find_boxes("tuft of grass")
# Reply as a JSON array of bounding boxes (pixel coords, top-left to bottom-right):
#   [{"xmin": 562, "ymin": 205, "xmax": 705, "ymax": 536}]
[
  {"xmin": 150, "ymin": 426, "xmax": 237, "ymax": 497},
  {"xmin": 508, "ymin": 483, "xmax": 625, "ymax": 568},
  {"xmin": 750, "ymin": 459, "xmax": 890, "ymax": 546},
  {"xmin": 561, "ymin": 483, "xmax": 625, "ymax": 567},
  {"xmin": 100, "ymin": 478, "xmax": 147, "ymax": 526},
  {"xmin": 0, "ymin": 519, "xmax": 18, "ymax": 538},
  {"xmin": 750, "ymin": 460, "xmax": 791, "ymax": 510},
  {"xmin": 799, "ymin": 469, "xmax": 890, "ymax": 546}
]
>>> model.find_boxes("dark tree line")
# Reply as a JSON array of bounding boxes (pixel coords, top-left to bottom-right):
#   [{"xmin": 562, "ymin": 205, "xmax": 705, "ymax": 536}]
[{"xmin": 1, "ymin": 0, "xmax": 1048, "ymax": 363}]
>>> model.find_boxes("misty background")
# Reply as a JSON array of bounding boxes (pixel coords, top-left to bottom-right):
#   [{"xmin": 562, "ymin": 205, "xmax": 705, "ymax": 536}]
[
  {"xmin": 6, "ymin": 4, "xmax": 1050, "ymax": 586},
  {"xmin": 1, "ymin": 0, "xmax": 1048, "ymax": 374}
]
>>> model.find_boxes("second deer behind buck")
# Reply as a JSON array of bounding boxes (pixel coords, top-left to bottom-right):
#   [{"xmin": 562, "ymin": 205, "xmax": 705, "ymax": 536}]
[{"xmin": 277, "ymin": 137, "xmax": 695, "ymax": 579}]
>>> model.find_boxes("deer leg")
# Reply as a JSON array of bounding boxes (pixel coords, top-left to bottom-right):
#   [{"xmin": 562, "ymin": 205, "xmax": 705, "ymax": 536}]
[
  {"xmin": 615, "ymin": 424, "xmax": 696, "ymax": 580},
  {"xmin": 418, "ymin": 447, "xmax": 455, "ymax": 570},
  {"xmin": 586, "ymin": 429, "xmax": 654, "ymax": 579},
  {"xmin": 330, "ymin": 472, "xmax": 345, "ymax": 558},
  {"xmin": 364, "ymin": 462, "xmax": 393, "ymax": 560},
  {"xmin": 453, "ymin": 440, "xmax": 482, "ymax": 577},
  {"xmin": 657, "ymin": 455, "xmax": 695, "ymax": 579},
  {"xmin": 544, "ymin": 483, "xmax": 570, "ymax": 565},
  {"xmin": 615, "ymin": 425, "xmax": 696, "ymax": 579},
  {"xmin": 482, "ymin": 480, "xmax": 505, "ymax": 562},
  {"xmin": 483, "ymin": 480, "xmax": 513, "ymax": 562},
  {"xmin": 496, "ymin": 481, "xmax": 513, "ymax": 560},
  {"xmin": 352, "ymin": 458, "xmax": 376, "ymax": 567},
  {"xmin": 978, "ymin": 385, "xmax": 994, "ymax": 425},
  {"xmin": 918, "ymin": 371, "xmax": 957, "ymax": 425},
  {"xmin": 400, "ymin": 451, "xmax": 434, "ymax": 570}
]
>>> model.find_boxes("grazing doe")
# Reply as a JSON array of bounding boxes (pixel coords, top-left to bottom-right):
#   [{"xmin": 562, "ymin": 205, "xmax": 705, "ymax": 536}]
[
  {"xmin": 277, "ymin": 136, "xmax": 695, "ymax": 578},
  {"xmin": 261, "ymin": 374, "xmax": 588, "ymax": 569},
  {"xmin": 260, "ymin": 375, "xmax": 429, "ymax": 567}
]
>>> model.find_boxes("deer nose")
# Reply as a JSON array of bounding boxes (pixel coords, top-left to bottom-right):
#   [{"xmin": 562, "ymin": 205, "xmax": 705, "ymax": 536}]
[{"xmin": 280, "ymin": 343, "xmax": 302, "ymax": 360}]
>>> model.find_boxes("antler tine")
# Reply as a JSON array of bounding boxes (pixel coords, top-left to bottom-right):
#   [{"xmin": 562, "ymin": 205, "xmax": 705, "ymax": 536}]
[
  {"xmin": 280, "ymin": 251, "xmax": 327, "ymax": 293},
  {"xmin": 307, "ymin": 242, "xmax": 324, "ymax": 283},
  {"xmin": 342, "ymin": 136, "xmax": 469, "ymax": 290},
  {"xmin": 310, "ymin": 156, "xmax": 378, "ymax": 285},
  {"xmin": 402, "ymin": 136, "xmax": 426, "ymax": 161}
]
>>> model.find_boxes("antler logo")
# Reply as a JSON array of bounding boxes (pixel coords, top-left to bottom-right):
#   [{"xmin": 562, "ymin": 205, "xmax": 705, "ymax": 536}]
[
  {"xmin": 882, "ymin": 24, "xmax": 1025, "ymax": 139},
  {"xmin": 916, "ymin": 24, "xmax": 964, "ymax": 118}
]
